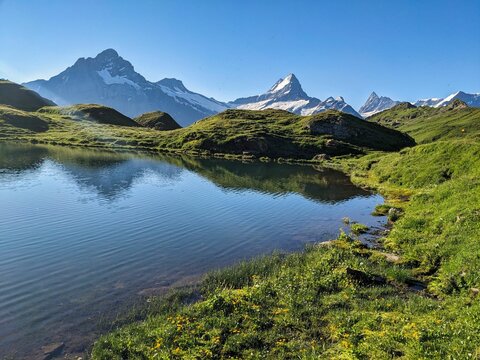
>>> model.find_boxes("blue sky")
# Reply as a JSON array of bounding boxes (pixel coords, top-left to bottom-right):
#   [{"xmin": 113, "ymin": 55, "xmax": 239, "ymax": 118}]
[{"xmin": 0, "ymin": 0, "xmax": 479, "ymax": 108}]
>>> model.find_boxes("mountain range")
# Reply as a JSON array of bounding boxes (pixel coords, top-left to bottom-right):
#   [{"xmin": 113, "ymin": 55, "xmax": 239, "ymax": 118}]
[
  {"xmin": 414, "ymin": 91, "xmax": 480, "ymax": 108},
  {"xmin": 228, "ymin": 74, "xmax": 361, "ymax": 118},
  {"xmin": 358, "ymin": 92, "xmax": 400, "ymax": 118},
  {"xmin": 23, "ymin": 49, "xmax": 361, "ymax": 124},
  {"xmin": 22, "ymin": 49, "xmax": 479, "ymax": 124},
  {"xmin": 24, "ymin": 49, "xmax": 228, "ymax": 126}
]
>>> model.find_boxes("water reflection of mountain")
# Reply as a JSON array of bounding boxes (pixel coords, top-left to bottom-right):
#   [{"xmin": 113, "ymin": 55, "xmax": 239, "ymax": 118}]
[
  {"xmin": 0, "ymin": 144, "xmax": 369, "ymax": 203},
  {"xmin": 0, "ymin": 144, "xmax": 184, "ymax": 200},
  {"xmin": 172, "ymin": 157, "xmax": 370, "ymax": 203},
  {"xmin": 49, "ymin": 147, "xmax": 184, "ymax": 200}
]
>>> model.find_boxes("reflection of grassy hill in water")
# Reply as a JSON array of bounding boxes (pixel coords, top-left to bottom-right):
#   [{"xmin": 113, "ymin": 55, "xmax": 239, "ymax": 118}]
[
  {"xmin": 0, "ymin": 143, "xmax": 369, "ymax": 203},
  {"xmin": 169, "ymin": 156, "xmax": 370, "ymax": 203},
  {"xmin": 0, "ymin": 142, "xmax": 49, "ymax": 172}
]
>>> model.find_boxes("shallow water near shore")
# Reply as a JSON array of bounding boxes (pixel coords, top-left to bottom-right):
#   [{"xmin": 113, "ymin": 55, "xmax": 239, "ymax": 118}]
[{"xmin": 0, "ymin": 143, "xmax": 384, "ymax": 358}]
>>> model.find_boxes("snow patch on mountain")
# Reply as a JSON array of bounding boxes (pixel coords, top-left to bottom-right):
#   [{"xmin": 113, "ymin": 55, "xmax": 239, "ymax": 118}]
[
  {"xmin": 97, "ymin": 69, "xmax": 140, "ymax": 89},
  {"xmin": 415, "ymin": 91, "xmax": 480, "ymax": 108},
  {"xmin": 158, "ymin": 81, "xmax": 228, "ymax": 113}
]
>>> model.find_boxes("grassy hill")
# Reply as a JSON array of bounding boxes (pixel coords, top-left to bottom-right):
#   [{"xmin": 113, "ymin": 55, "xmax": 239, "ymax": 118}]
[
  {"xmin": 134, "ymin": 111, "xmax": 181, "ymax": 130},
  {"xmin": 367, "ymin": 101, "xmax": 480, "ymax": 143},
  {"xmin": 0, "ymin": 105, "xmax": 49, "ymax": 134},
  {"xmin": 0, "ymin": 106, "xmax": 415, "ymax": 159},
  {"xmin": 0, "ymin": 80, "xmax": 55, "ymax": 111},
  {"xmin": 39, "ymin": 104, "xmax": 140, "ymax": 127}
]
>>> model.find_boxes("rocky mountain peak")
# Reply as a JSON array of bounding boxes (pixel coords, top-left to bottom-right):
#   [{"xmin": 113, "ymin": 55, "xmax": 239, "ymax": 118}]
[{"xmin": 267, "ymin": 73, "xmax": 307, "ymax": 100}]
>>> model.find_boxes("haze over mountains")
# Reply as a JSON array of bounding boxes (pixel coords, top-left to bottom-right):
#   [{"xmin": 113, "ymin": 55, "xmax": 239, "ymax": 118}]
[{"xmin": 21, "ymin": 49, "xmax": 479, "ymax": 124}]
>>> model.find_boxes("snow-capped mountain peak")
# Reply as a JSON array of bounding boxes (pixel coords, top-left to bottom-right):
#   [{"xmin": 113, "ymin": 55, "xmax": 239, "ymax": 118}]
[
  {"xmin": 359, "ymin": 92, "xmax": 400, "ymax": 118},
  {"xmin": 229, "ymin": 74, "xmax": 361, "ymax": 118},
  {"xmin": 269, "ymin": 73, "xmax": 298, "ymax": 92},
  {"xmin": 264, "ymin": 73, "xmax": 308, "ymax": 100},
  {"xmin": 23, "ymin": 49, "xmax": 229, "ymax": 126},
  {"xmin": 415, "ymin": 91, "xmax": 480, "ymax": 108}
]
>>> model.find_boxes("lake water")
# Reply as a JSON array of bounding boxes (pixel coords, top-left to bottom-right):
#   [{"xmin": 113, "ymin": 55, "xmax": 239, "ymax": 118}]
[{"xmin": 0, "ymin": 143, "xmax": 384, "ymax": 359}]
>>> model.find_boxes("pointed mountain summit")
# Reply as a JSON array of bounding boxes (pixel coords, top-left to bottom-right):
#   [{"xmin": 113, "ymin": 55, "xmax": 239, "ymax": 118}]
[
  {"xmin": 23, "ymin": 49, "xmax": 228, "ymax": 126},
  {"xmin": 229, "ymin": 74, "xmax": 361, "ymax": 118},
  {"xmin": 266, "ymin": 73, "xmax": 308, "ymax": 99},
  {"xmin": 359, "ymin": 92, "xmax": 400, "ymax": 118}
]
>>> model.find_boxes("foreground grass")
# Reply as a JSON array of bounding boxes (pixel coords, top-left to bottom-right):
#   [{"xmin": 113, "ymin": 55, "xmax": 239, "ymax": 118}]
[{"xmin": 92, "ymin": 139, "xmax": 480, "ymax": 359}]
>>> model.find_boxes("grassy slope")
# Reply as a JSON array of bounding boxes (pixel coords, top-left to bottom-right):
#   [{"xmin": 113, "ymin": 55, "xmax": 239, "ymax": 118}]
[
  {"xmin": 0, "ymin": 80, "xmax": 55, "ymax": 111},
  {"xmin": 92, "ymin": 116, "xmax": 480, "ymax": 358},
  {"xmin": 367, "ymin": 104, "xmax": 480, "ymax": 144},
  {"xmin": 39, "ymin": 104, "xmax": 140, "ymax": 127},
  {"xmin": 0, "ymin": 108, "xmax": 414, "ymax": 159}
]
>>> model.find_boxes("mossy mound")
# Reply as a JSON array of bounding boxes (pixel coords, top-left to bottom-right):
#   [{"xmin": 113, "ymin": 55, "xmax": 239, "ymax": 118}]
[
  {"xmin": 304, "ymin": 111, "xmax": 415, "ymax": 151},
  {"xmin": 134, "ymin": 111, "xmax": 181, "ymax": 130},
  {"xmin": 0, "ymin": 80, "xmax": 55, "ymax": 111},
  {"xmin": 173, "ymin": 109, "xmax": 415, "ymax": 158},
  {"xmin": 39, "ymin": 104, "xmax": 139, "ymax": 127},
  {"xmin": 0, "ymin": 105, "xmax": 49, "ymax": 132}
]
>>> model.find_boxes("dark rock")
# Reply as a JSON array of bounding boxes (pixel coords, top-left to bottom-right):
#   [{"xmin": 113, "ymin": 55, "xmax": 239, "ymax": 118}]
[
  {"xmin": 346, "ymin": 267, "xmax": 387, "ymax": 285},
  {"xmin": 41, "ymin": 342, "xmax": 64, "ymax": 360}
]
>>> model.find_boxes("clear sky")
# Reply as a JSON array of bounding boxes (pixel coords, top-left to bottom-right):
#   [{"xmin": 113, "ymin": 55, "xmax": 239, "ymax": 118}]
[{"xmin": 0, "ymin": 0, "xmax": 479, "ymax": 108}]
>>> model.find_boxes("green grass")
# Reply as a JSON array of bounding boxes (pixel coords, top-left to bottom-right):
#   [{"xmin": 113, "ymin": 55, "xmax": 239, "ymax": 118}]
[
  {"xmin": 0, "ymin": 107, "xmax": 415, "ymax": 159},
  {"xmin": 92, "ymin": 234, "xmax": 480, "ymax": 359},
  {"xmin": 350, "ymin": 223, "xmax": 369, "ymax": 235},
  {"xmin": 91, "ymin": 137, "xmax": 480, "ymax": 359},
  {"xmin": 2, "ymin": 96, "xmax": 479, "ymax": 358},
  {"xmin": 0, "ymin": 80, "xmax": 55, "ymax": 111},
  {"xmin": 39, "ymin": 104, "xmax": 140, "ymax": 127},
  {"xmin": 367, "ymin": 103, "xmax": 480, "ymax": 144}
]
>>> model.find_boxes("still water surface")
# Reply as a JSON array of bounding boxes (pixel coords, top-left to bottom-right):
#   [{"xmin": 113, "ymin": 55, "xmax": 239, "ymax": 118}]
[{"xmin": 0, "ymin": 143, "xmax": 384, "ymax": 358}]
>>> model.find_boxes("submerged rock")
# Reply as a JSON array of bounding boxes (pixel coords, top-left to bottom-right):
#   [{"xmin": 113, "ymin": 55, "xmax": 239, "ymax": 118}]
[{"xmin": 41, "ymin": 342, "xmax": 64, "ymax": 360}]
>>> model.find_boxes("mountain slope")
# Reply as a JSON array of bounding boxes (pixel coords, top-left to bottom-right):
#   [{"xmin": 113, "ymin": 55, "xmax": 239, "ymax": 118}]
[
  {"xmin": 367, "ymin": 100, "xmax": 480, "ymax": 143},
  {"xmin": 0, "ymin": 80, "xmax": 55, "ymax": 111},
  {"xmin": 415, "ymin": 91, "xmax": 480, "ymax": 108},
  {"xmin": 229, "ymin": 74, "xmax": 361, "ymax": 118},
  {"xmin": 359, "ymin": 92, "xmax": 400, "ymax": 118},
  {"xmin": 38, "ymin": 104, "xmax": 140, "ymax": 127},
  {"xmin": 23, "ymin": 49, "xmax": 228, "ymax": 126}
]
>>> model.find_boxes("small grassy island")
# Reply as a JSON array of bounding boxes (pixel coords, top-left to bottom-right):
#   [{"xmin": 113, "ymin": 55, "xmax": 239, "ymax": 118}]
[{"xmin": 1, "ymin": 82, "xmax": 479, "ymax": 358}]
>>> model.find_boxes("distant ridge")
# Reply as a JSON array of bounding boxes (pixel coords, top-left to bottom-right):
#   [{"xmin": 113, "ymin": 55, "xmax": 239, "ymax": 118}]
[
  {"xmin": 23, "ymin": 49, "xmax": 229, "ymax": 126},
  {"xmin": 229, "ymin": 74, "xmax": 361, "ymax": 118},
  {"xmin": 359, "ymin": 92, "xmax": 400, "ymax": 118},
  {"xmin": 415, "ymin": 91, "xmax": 480, "ymax": 108}
]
